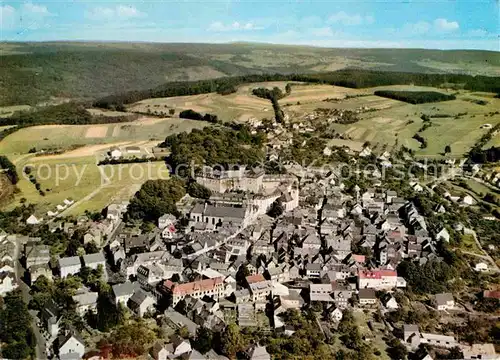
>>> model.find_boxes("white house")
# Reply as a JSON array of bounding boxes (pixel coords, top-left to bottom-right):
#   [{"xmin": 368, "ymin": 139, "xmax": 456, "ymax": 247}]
[
  {"xmin": 474, "ymin": 262, "xmax": 489, "ymax": 272},
  {"xmin": 58, "ymin": 331, "xmax": 85, "ymax": 360},
  {"xmin": 59, "ymin": 256, "xmax": 82, "ymax": 278},
  {"xmin": 158, "ymin": 214, "xmax": 176, "ymax": 230},
  {"xmin": 435, "ymin": 227, "xmax": 450, "ymax": 243},
  {"xmin": 72, "ymin": 291, "xmax": 98, "ymax": 316},
  {"xmin": 462, "ymin": 195, "xmax": 476, "ymax": 206},
  {"xmin": 330, "ymin": 307, "xmax": 343, "ymax": 322},
  {"xmin": 434, "ymin": 293, "xmax": 455, "ymax": 311},
  {"xmin": 0, "ymin": 273, "xmax": 17, "ymax": 295},
  {"xmin": 109, "ymin": 147, "xmax": 122, "ymax": 159},
  {"xmin": 112, "ymin": 281, "xmax": 135, "ymax": 305},
  {"xmin": 82, "ymin": 252, "xmax": 106, "ymax": 271},
  {"xmin": 128, "ymin": 289, "xmax": 156, "ymax": 317},
  {"xmin": 26, "ymin": 215, "xmax": 41, "ymax": 225}
]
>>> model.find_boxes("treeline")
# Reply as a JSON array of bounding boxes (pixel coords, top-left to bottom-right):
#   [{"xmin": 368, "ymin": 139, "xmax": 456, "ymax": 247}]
[
  {"xmin": 252, "ymin": 87, "xmax": 288, "ymax": 123},
  {"xmin": 159, "ymin": 126, "xmax": 265, "ymax": 172},
  {"xmin": 468, "ymin": 123, "xmax": 500, "ymax": 163},
  {"xmin": 412, "ymin": 133, "xmax": 428, "ymax": 148},
  {"xmin": 0, "ymin": 155, "xmax": 19, "ymax": 184},
  {"xmin": 0, "ymin": 103, "xmax": 136, "ymax": 127},
  {"xmin": 94, "ymin": 69, "xmax": 500, "ymax": 110},
  {"xmin": 179, "ymin": 109, "xmax": 219, "ymax": 123},
  {"xmin": 97, "ymin": 157, "xmax": 164, "ymax": 166},
  {"xmin": 374, "ymin": 90, "xmax": 456, "ymax": 104}
]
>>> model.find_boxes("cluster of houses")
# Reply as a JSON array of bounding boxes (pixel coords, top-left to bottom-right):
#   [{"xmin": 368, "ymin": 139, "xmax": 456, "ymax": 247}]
[{"xmin": 6, "ymin": 163, "xmax": 499, "ymax": 360}]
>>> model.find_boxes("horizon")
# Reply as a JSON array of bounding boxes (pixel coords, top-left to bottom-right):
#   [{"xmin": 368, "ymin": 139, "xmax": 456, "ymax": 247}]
[{"xmin": 0, "ymin": 1, "xmax": 498, "ymax": 51}]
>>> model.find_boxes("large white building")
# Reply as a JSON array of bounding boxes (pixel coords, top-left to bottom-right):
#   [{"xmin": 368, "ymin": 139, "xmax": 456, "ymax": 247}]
[{"xmin": 357, "ymin": 269, "xmax": 399, "ymax": 290}]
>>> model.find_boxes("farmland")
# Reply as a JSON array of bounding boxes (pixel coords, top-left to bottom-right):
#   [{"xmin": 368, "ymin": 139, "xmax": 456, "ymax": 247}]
[{"xmin": 0, "ymin": 115, "xmax": 206, "ymax": 214}]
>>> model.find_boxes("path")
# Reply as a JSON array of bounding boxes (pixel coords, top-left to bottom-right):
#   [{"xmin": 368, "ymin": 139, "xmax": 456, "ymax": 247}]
[
  {"xmin": 464, "ymin": 228, "xmax": 500, "ymax": 273},
  {"xmin": 55, "ymin": 186, "xmax": 104, "ymax": 218}
]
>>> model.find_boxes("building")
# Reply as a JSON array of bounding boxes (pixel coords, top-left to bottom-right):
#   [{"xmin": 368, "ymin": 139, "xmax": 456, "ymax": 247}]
[
  {"xmin": 358, "ymin": 288, "xmax": 377, "ymax": 307},
  {"xmin": 246, "ymin": 345, "xmax": 271, "ymax": 360},
  {"xmin": 248, "ymin": 279, "xmax": 273, "ymax": 303},
  {"xmin": 72, "ymin": 291, "xmax": 98, "ymax": 316},
  {"xmin": 29, "ymin": 263, "xmax": 53, "ymax": 283},
  {"xmin": 112, "ymin": 281, "xmax": 136, "ymax": 305},
  {"xmin": 82, "ymin": 252, "xmax": 106, "ymax": 270},
  {"xmin": 310, "ymin": 283, "xmax": 334, "ymax": 302},
  {"xmin": 162, "ymin": 277, "xmax": 226, "ymax": 306},
  {"xmin": 25, "ymin": 243, "xmax": 50, "ymax": 268},
  {"xmin": 158, "ymin": 214, "xmax": 177, "ymax": 230},
  {"xmin": 57, "ymin": 330, "xmax": 85, "ymax": 360},
  {"xmin": 434, "ymin": 293, "xmax": 455, "ymax": 310},
  {"xmin": 0, "ymin": 272, "xmax": 17, "ymax": 295},
  {"xmin": 128, "ymin": 289, "xmax": 156, "ymax": 317},
  {"xmin": 357, "ymin": 269, "xmax": 398, "ymax": 290},
  {"xmin": 59, "ymin": 256, "xmax": 82, "ymax": 278}
]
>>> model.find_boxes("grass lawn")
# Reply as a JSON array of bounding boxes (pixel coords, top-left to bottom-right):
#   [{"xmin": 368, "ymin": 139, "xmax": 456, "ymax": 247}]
[
  {"xmin": 7, "ymin": 155, "xmax": 170, "ymax": 216},
  {"xmin": 0, "ymin": 117, "xmax": 208, "ymax": 155},
  {"xmin": 459, "ymin": 234, "xmax": 483, "ymax": 255}
]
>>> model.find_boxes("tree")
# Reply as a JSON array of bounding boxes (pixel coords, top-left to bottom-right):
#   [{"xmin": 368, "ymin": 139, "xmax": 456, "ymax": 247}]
[
  {"xmin": 176, "ymin": 325, "xmax": 190, "ymax": 339},
  {"xmin": 169, "ymin": 108, "xmax": 175, "ymax": 115},
  {"xmin": 444, "ymin": 145, "xmax": 451, "ymax": 154},
  {"xmin": 0, "ymin": 290, "xmax": 36, "ymax": 359},
  {"xmin": 220, "ymin": 324, "xmax": 247, "ymax": 359},
  {"xmin": 267, "ymin": 199, "xmax": 284, "ymax": 218},
  {"xmin": 187, "ymin": 181, "xmax": 212, "ymax": 199},
  {"xmin": 194, "ymin": 327, "xmax": 214, "ymax": 354},
  {"xmin": 285, "ymin": 83, "xmax": 292, "ymax": 95}
]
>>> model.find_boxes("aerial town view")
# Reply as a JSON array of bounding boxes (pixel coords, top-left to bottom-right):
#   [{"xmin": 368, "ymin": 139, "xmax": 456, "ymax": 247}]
[{"xmin": 0, "ymin": 1, "xmax": 499, "ymax": 359}]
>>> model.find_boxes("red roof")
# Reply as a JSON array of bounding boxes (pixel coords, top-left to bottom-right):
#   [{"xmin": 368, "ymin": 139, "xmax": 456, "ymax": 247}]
[
  {"xmin": 246, "ymin": 274, "xmax": 266, "ymax": 284},
  {"xmin": 358, "ymin": 269, "xmax": 397, "ymax": 279},
  {"xmin": 484, "ymin": 290, "xmax": 500, "ymax": 299},
  {"xmin": 170, "ymin": 277, "xmax": 224, "ymax": 296},
  {"xmin": 352, "ymin": 254, "xmax": 366, "ymax": 263}
]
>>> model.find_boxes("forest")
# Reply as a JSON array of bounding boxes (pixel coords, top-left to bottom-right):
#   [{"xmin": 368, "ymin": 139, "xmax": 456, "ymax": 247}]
[
  {"xmin": 0, "ymin": 103, "xmax": 135, "ymax": 127},
  {"xmin": 93, "ymin": 69, "xmax": 500, "ymax": 110},
  {"xmin": 159, "ymin": 126, "xmax": 266, "ymax": 173},
  {"xmin": 179, "ymin": 109, "xmax": 219, "ymax": 123},
  {"xmin": 374, "ymin": 90, "xmax": 456, "ymax": 104}
]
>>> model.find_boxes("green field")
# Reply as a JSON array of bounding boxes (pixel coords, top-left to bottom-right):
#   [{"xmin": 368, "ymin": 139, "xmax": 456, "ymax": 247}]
[
  {"xmin": 459, "ymin": 234, "xmax": 482, "ymax": 255},
  {"xmin": 8, "ymin": 155, "xmax": 170, "ymax": 216},
  {"xmin": 0, "ymin": 117, "xmax": 208, "ymax": 155},
  {"xmin": 0, "ymin": 115, "xmax": 204, "ymax": 214}
]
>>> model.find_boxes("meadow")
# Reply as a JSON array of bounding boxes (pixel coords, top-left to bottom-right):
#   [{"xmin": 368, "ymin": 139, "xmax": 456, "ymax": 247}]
[{"xmin": 0, "ymin": 115, "xmax": 204, "ymax": 214}]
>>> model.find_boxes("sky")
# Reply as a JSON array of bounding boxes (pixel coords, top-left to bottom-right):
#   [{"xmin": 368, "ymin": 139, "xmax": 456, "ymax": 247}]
[{"xmin": 0, "ymin": 0, "xmax": 498, "ymax": 50}]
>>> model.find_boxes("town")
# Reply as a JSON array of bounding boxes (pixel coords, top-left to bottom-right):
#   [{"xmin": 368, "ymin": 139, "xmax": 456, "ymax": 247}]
[{"xmin": 1, "ymin": 136, "xmax": 499, "ymax": 360}]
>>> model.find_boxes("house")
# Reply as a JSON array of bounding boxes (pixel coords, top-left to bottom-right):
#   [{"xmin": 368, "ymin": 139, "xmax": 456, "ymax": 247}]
[
  {"xmin": 163, "ymin": 308, "xmax": 199, "ymax": 337},
  {"xmin": 158, "ymin": 214, "xmax": 177, "ymax": 230},
  {"xmin": 435, "ymin": 227, "xmax": 450, "ymax": 243},
  {"xmin": 26, "ymin": 214, "xmax": 41, "ymax": 225},
  {"xmin": 0, "ymin": 272, "xmax": 17, "ymax": 295},
  {"xmin": 161, "ymin": 277, "xmax": 226, "ymax": 306},
  {"xmin": 462, "ymin": 195, "xmax": 476, "ymax": 206},
  {"xmin": 59, "ymin": 256, "xmax": 82, "ymax": 278},
  {"xmin": 246, "ymin": 345, "xmax": 271, "ymax": 360},
  {"xmin": 151, "ymin": 342, "xmax": 169, "ymax": 360},
  {"xmin": 167, "ymin": 335, "xmax": 192, "ymax": 356},
  {"xmin": 41, "ymin": 300, "xmax": 62, "ymax": 339},
  {"xmin": 128, "ymin": 289, "xmax": 156, "ymax": 317},
  {"xmin": 382, "ymin": 294, "xmax": 398, "ymax": 310},
  {"xmin": 82, "ymin": 252, "xmax": 106, "ymax": 271},
  {"xmin": 434, "ymin": 293, "xmax": 455, "ymax": 310},
  {"xmin": 112, "ymin": 281, "xmax": 136, "ymax": 305},
  {"xmin": 25, "ymin": 242, "xmax": 50, "ymax": 268},
  {"xmin": 310, "ymin": 283, "xmax": 334, "ymax": 302},
  {"xmin": 57, "ymin": 330, "xmax": 85, "ymax": 360},
  {"xmin": 474, "ymin": 262, "xmax": 489, "ymax": 272},
  {"xmin": 357, "ymin": 269, "xmax": 398, "ymax": 290},
  {"xmin": 248, "ymin": 278, "xmax": 273, "ymax": 303},
  {"xmin": 72, "ymin": 291, "xmax": 98, "ymax": 316},
  {"xmin": 329, "ymin": 307, "xmax": 343, "ymax": 322},
  {"xmin": 109, "ymin": 146, "xmax": 122, "ymax": 159},
  {"xmin": 29, "ymin": 263, "xmax": 53, "ymax": 283},
  {"xmin": 358, "ymin": 288, "xmax": 377, "ymax": 307}
]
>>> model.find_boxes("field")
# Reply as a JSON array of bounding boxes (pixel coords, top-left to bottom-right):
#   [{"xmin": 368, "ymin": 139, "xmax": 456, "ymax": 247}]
[
  {"xmin": 282, "ymin": 84, "xmax": 500, "ymax": 156},
  {"xmin": 0, "ymin": 116, "xmax": 208, "ymax": 155},
  {"xmin": 127, "ymin": 82, "xmax": 287, "ymax": 123},
  {"xmin": 459, "ymin": 234, "xmax": 483, "ymax": 255},
  {"xmin": 0, "ymin": 115, "xmax": 207, "ymax": 214}
]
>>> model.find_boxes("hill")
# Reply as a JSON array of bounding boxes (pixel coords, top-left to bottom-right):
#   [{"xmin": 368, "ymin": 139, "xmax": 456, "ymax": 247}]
[{"xmin": 1, "ymin": 42, "xmax": 499, "ymax": 106}]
